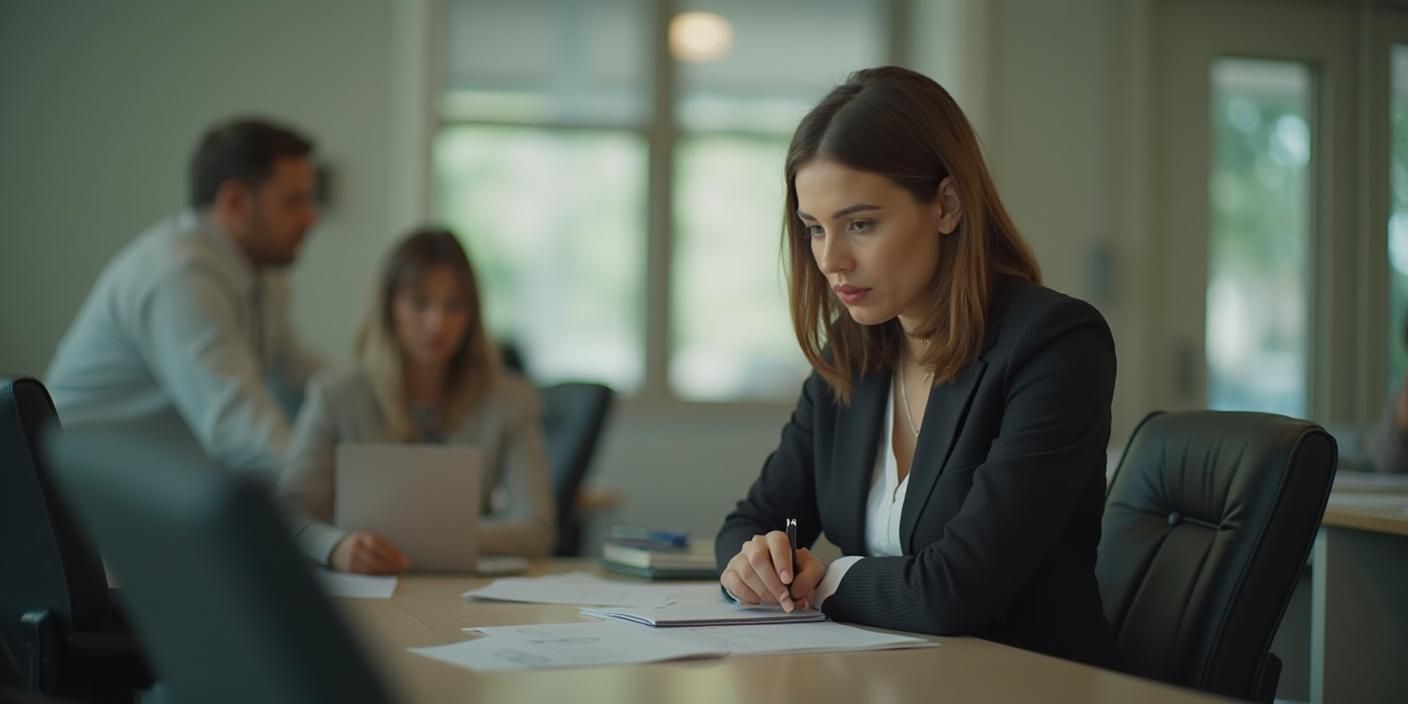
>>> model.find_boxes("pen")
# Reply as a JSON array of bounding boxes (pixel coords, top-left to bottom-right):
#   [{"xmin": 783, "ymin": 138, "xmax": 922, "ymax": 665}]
[{"xmin": 785, "ymin": 517, "xmax": 798, "ymax": 597}]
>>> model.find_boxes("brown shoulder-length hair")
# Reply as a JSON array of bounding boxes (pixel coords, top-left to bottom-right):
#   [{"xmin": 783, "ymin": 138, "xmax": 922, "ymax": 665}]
[
  {"xmin": 356, "ymin": 227, "xmax": 500, "ymax": 440},
  {"xmin": 785, "ymin": 66, "xmax": 1041, "ymax": 403}
]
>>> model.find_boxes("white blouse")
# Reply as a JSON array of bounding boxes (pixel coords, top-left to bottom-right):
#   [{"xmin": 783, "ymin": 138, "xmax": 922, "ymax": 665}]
[
  {"xmin": 865, "ymin": 384, "xmax": 909, "ymax": 557},
  {"xmin": 815, "ymin": 383, "xmax": 910, "ymax": 607}
]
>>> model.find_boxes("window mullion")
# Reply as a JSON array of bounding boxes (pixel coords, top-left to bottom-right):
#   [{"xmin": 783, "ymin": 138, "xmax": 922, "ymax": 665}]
[{"xmin": 644, "ymin": 0, "xmax": 678, "ymax": 400}]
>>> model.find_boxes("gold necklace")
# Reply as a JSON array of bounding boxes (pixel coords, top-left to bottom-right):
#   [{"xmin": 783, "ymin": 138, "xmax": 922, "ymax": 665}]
[{"xmin": 897, "ymin": 360, "xmax": 922, "ymax": 438}]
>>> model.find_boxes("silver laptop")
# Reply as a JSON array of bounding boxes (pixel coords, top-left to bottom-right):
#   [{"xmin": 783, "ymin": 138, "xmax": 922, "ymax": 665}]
[{"xmin": 334, "ymin": 442, "xmax": 482, "ymax": 573}]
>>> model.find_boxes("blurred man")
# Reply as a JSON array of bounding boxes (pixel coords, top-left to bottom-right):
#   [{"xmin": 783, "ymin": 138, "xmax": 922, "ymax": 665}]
[{"xmin": 46, "ymin": 118, "xmax": 326, "ymax": 476}]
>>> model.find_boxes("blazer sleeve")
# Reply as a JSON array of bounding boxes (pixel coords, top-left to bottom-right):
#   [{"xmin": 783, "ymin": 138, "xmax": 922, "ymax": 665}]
[
  {"xmin": 715, "ymin": 373, "xmax": 827, "ymax": 571},
  {"xmin": 275, "ymin": 374, "xmax": 348, "ymax": 565},
  {"xmin": 478, "ymin": 384, "xmax": 556, "ymax": 557},
  {"xmin": 822, "ymin": 301, "xmax": 1116, "ymax": 635}
]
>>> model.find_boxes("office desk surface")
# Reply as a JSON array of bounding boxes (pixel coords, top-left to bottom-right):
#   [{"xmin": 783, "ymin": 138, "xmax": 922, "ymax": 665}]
[
  {"xmin": 335, "ymin": 561, "xmax": 1227, "ymax": 704},
  {"xmin": 1323, "ymin": 495, "xmax": 1408, "ymax": 537},
  {"xmin": 1309, "ymin": 493, "xmax": 1408, "ymax": 701}
]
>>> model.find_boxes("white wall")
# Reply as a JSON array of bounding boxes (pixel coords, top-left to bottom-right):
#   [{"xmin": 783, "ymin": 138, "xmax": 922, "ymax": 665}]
[
  {"xmin": 0, "ymin": 0, "xmax": 399, "ymax": 376},
  {"xmin": 979, "ymin": 0, "xmax": 1151, "ymax": 444},
  {"xmin": 909, "ymin": 0, "xmax": 1152, "ymax": 447}
]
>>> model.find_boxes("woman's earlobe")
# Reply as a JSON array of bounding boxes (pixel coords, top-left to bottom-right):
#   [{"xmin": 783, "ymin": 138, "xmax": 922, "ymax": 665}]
[
  {"xmin": 938, "ymin": 214, "xmax": 962, "ymax": 236},
  {"xmin": 935, "ymin": 177, "xmax": 963, "ymax": 235},
  {"xmin": 931, "ymin": 204, "xmax": 950, "ymax": 236}
]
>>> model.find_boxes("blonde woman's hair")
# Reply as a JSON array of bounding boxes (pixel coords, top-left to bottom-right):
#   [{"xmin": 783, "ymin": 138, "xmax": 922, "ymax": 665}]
[{"xmin": 356, "ymin": 227, "xmax": 499, "ymax": 440}]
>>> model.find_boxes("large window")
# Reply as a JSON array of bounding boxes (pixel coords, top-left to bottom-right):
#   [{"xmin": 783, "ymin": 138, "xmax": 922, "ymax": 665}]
[
  {"xmin": 1389, "ymin": 46, "xmax": 1408, "ymax": 386},
  {"xmin": 436, "ymin": 0, "xmax": 894, "ymax": 400},
  {"xmin": 1204, "ymin": 58, "xmax": 1312, "ymax": 417},
  {"xmin": 434, "ymin": 127, "xmax": 647, "ymax": 389}
]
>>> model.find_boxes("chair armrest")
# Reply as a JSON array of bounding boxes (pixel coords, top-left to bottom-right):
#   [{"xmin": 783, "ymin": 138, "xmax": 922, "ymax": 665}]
[
  {"xmin": 19, "ymin": 609, "xmax": 58, "ymax": 692},
  {"xmin": 65, "ymin": 630, "xmax": 153, "ymax": 689},
  {"xmin": 1254, "ymin": 652, "xmax": 1282, "ymax": 703}
]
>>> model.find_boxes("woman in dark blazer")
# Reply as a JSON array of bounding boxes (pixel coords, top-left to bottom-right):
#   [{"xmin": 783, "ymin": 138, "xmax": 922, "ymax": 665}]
[{"xmin": 716, "ymin": 66, "xmax": 1118, "ymax": 668}]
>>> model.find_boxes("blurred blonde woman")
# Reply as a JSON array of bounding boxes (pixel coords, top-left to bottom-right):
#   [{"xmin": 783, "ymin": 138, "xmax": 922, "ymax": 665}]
[{"xmin": 279, "ymin": 227, "xmax": 554, "ymax": 573}]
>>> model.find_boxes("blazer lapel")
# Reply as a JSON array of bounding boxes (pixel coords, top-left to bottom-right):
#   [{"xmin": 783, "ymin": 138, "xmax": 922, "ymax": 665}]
[
  {"xmin": 900, "ymin": 357, "xmax": 987, "ymax": 552},
  {"xmin": 831, "ymin": 368, "xmax": 890, "ymax": 554}
]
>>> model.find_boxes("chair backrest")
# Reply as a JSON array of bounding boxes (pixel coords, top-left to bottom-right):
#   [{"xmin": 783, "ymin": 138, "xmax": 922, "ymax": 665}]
[
  {"xmin": 44, "ymin": 424, "xmax": 395, "ymax": 704},
  {"xmin": 540, "ymin": 382, "xmax": 614, "ymax": 556},
  {"xmin": 0, "ymin": 378, "xmax": 110, "ymax": 658},
  {"xmin": 499, "ymin": 341, "xmax": 527, "ymax": 376},
  {"xmin": 1096, "ymin": 410, "xmax": 1337, "ymax": 700},
  {"xmin": 0, "ymin": 638, "xmax": 20, "ymax": 688}
]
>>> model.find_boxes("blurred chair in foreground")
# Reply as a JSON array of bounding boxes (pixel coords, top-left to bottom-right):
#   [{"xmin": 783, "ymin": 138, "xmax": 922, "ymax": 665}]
[
  {"xmin": 0, "ymin": 377, "xmax": 152, "ymax": 700},
  {"xmin": 44, "ymin": 423, "xmax": 395, "ymax": 704}
]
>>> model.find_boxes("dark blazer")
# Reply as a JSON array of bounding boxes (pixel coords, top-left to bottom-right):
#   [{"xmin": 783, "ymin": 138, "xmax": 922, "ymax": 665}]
[{"xmin": 716, "ymin": 278, "xmax": 1118, "ymax": 667}]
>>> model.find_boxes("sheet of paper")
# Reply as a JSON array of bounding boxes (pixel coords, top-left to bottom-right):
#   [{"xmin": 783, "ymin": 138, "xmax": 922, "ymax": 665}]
[
  {"xmin": 435, "ymin": 620, "xmax": 936, "ymax": 671},
  {"xmin": 666, "ymin": 621, "xmax": 934, "ymax": 655},
  {"xmin": 317, "ymin": 570, "xmax": 398, "ymax": 599},
  {"xmin": 411, "ymin": 621, "xmax": 724, "ymax": 671},
  {"xmin": 580, "ymin": 601, "xmax": 826, "ymax": 627},
  {"xmin": 463, "ymin": 572, "xmax": 720, "ymax": 607}
]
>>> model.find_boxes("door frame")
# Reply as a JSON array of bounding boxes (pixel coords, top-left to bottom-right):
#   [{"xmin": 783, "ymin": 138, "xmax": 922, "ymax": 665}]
[{"xmin": 1150, "ymin": 0, "xmax": 1362, "ymax": 422}]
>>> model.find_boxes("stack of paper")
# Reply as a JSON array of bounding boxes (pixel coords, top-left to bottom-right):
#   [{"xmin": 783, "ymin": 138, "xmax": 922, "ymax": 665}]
[
  {"xmin": 581, "ymin": 601, "xmax": 825, "ymax": 627},
  {"xmin": 601, "ymin": 540, "xmax": 716, "ymax": 580}
]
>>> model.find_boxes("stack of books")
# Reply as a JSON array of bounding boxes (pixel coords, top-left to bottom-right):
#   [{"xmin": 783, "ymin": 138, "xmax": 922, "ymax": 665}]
[{"xmin": 600, "ymin": 527, "xmax": 717, "ymax": 580}]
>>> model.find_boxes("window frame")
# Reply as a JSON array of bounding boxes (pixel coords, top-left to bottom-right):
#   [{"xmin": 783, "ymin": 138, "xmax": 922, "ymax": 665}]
[{"xmin": 431, "ymin": 0, "xmax": 911, "ymax": 406}]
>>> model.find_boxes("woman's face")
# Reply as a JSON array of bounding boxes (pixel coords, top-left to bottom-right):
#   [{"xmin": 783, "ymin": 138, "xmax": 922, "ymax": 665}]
[
  {"xmin": 391, "ymin": 265, "xmax": 472, "ymax": 370},
  {"xmin": 794, "ymin": 158, "xmax": 961, "ymax": 331}
]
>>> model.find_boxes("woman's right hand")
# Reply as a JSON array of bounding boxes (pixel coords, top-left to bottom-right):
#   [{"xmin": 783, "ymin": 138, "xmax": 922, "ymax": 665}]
[
  {"xmin": 721, "ymin": 531, "xmax": 826, "ymax": 612},
  {"xmin": 330, "ymin": 531, "xmax": 409, "ymax": 574}
]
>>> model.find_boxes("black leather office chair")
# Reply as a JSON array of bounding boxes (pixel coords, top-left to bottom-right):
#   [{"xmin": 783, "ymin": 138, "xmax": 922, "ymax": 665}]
[
  {"xmin": 1, "ymin": 639, "xmax": 21, "ymax": 688},
  {"xmin": 499, "ymin": 341, "xmax": 527, "ymax": 377},
  {"xmin": 0, "ymin": 645, "xmax": 66, "ymax": 704},
  {"xmin": 43, "ymin": 424, "xmax": 396, "ymax": 704},
  {"xmin": 1096, "ymin": 411, "xmax": 1337, "ymax": 702},
  {"xmin": 0, "ymin": 377, "xmax": 152, "ymax": 699},
  {"xmin": 540, "ymin": 383, "xmax": 614, "ymax": 556}
]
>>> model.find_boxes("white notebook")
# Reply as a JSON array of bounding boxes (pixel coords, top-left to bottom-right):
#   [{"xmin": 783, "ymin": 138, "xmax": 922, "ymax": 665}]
[{"xmin": 581, "ymin": 601, "xmax": 826, "ymax": 627}]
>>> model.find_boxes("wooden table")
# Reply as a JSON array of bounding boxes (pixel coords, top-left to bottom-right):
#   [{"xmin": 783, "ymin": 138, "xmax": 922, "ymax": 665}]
[
  {"xmin": 1306, "ymin": 495, "xmax": 1408, "ymax": 703},
  {"xmin": 333, "ymin": 561, "xmax": 1226, "ymax": 704},
  {"xmin": 1322, "ymin": 500, "xmax": 1408, "ymax": 538}
]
